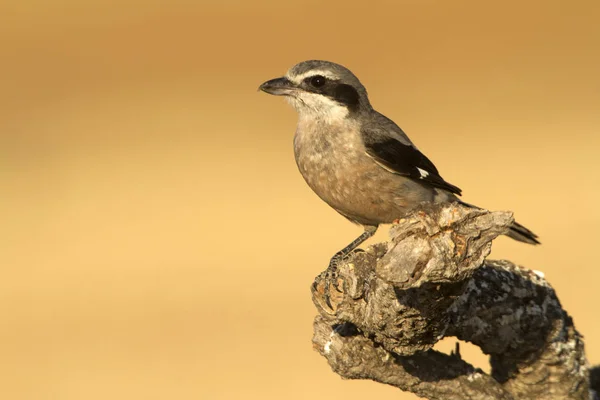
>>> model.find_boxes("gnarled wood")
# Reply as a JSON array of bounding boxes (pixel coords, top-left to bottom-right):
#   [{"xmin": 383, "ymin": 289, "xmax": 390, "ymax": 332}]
[{"xmin": 311, "ymin": 203, "xmax": 592, "ymax": 400}]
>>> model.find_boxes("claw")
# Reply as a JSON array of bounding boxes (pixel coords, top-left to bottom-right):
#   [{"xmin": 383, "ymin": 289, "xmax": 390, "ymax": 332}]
[
  {"xmin": 323, "ymin": 256, "xmax": 340, "ymax": 308},
  {"xmin": 318, "ymin": 227, "xmax": 378, "ymax": 310},
  {"xmin": 323, "ymin": 250, "xmax": 359, "ymax": 308}
]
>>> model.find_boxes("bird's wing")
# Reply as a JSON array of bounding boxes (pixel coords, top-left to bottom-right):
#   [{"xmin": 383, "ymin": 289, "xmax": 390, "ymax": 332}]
[{"xmin": 361, "ymin": 113, "xmax": 462, "ymax": 196}]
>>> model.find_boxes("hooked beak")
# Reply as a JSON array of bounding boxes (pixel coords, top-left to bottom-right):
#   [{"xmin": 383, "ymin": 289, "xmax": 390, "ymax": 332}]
[{"xmin": 258, "ymin": 77, "xmax": 297, "ymax": 96}]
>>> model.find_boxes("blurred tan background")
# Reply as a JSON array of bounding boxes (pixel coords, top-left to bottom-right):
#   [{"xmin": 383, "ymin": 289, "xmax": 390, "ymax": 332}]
[{"xmin": 1, "ymin": 0, "xmax": 599, "ymax": 399}]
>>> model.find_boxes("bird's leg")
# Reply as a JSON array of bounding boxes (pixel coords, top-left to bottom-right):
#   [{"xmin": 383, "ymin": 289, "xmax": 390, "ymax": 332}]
[
  {"xmin": 328, "ymin": 228, "xmax": 377, "ymax": 270},
  {"xmin": 322, "ymin": 226, "xmax": 377, "ymax": 307}
]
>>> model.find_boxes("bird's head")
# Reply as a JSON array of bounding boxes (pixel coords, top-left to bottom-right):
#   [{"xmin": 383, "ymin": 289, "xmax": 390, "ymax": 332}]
[{"xmin": 259, "ymin": 60, "xmax": 371, "ymax": 122}]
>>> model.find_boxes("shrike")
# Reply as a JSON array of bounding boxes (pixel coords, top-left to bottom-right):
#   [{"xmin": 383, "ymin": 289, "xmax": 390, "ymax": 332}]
[{"xmin": 259, "ymin": 60, "xmax": 539, "ymax": 293}]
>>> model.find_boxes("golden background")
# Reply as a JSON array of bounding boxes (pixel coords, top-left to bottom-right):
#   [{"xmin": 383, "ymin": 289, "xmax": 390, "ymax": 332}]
[{"xmin": 2, "ymin": 1, "xmax": 599, "ymax": 399}]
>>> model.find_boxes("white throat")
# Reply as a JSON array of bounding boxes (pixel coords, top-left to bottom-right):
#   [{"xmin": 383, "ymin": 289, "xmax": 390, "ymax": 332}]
[{"xmin": 287, "ymin": 92, "xmax": 349, "ymax": 124}]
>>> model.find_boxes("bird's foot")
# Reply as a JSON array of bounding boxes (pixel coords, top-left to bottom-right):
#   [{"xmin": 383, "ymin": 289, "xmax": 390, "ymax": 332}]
[
  {"xmin": 322, "ymin": 257, "xmax": 341, "ymax": 309},
  {"xmin": 321, "ymin": 249, "xmax": 364, "ymax": 308}
]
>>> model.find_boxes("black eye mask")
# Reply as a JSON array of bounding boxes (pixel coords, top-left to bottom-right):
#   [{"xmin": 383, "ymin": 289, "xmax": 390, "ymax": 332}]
[{"xmin": 303, "ymin": 75, "xmax": 361, "ymax": 111}]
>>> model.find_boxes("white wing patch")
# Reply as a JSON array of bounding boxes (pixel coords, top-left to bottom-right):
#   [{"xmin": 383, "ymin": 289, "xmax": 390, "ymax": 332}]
[
  {"xmin": 367, "ymin": 153, "xmax": 439, "ymax": 183},
  {"xmin": 368, "ymin": 154, "xmax": 433, "ymax": 180},
  {"xmin": 417, "ymin": 167, "xmax": 430, "ymax": 179}
]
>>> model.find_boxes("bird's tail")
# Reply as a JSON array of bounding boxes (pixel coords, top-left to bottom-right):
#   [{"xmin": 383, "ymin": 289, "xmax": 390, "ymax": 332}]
[
  {"xmin": 506, "ymin": 221, "xmax": 540, "ymax": 245},
  {"xmin": 458, "ymin": 200, "xmax": 540, "ymax": 245}
]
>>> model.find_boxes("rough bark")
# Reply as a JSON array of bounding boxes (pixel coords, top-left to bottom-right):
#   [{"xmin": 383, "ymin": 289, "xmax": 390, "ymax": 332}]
[{"xmin": 311, "ymin": 203, "xmax": 593, "ymax": 400}]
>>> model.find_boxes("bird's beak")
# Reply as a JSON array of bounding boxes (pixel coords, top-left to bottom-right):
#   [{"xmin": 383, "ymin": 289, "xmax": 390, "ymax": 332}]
[{"xmin": 258, "ymin": 77, "xmax": 296, "ymax": 96}]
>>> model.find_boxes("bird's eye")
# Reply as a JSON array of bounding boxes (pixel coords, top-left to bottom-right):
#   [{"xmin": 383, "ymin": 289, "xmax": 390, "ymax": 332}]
[{"xmin": 309, "ymin": 75, "xmax": 326, "ymax": 88}]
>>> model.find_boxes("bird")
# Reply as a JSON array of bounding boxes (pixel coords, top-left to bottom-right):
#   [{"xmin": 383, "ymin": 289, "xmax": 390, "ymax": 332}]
[{"xmin": 259, "ymin": 60, "xmax": 539, "ymax": 296}]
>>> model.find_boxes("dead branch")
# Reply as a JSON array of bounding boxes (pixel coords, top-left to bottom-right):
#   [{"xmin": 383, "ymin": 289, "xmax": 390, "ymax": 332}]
[{"xmin": 311, "ymin": 203, "xmax": 593, "ymax": 400}]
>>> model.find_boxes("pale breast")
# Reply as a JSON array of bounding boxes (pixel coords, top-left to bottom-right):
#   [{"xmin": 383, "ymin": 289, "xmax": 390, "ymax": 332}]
[{"xmin": 293, "ymin": 119, "xmax": 432, "ymax": 226}]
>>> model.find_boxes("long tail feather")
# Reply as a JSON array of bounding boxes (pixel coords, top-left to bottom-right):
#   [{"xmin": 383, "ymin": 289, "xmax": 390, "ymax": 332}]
[
  {"xmin": 506, "ymin": 221, "xmax": 540, "ymax": 245},
  {"xmin": 458, "ymin": 200, "xmax": 540, "ymax": 245}
]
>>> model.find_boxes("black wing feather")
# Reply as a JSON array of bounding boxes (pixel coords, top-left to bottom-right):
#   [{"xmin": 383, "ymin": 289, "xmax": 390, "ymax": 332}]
[{"xmin": 361, "ymin": 116, "xmax": 462, "ymax": 196}]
